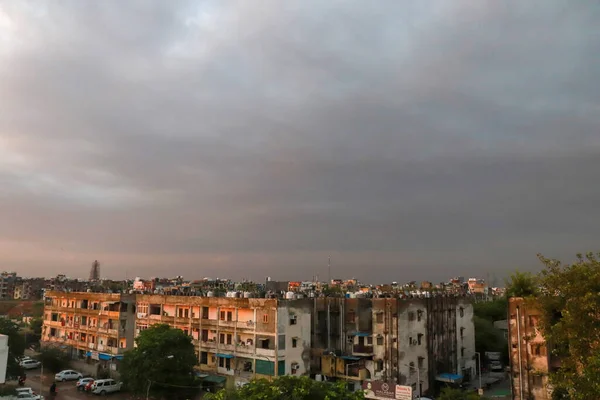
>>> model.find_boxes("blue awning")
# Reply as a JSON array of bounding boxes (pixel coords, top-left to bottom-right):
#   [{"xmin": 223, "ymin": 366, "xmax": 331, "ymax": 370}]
[
  {"xmin": 340, "ymin": 356, "xmax": 361, "ymax": 361},
  {"xmin": 436, "ymin": 373, "xmax": 463, "ymax": 383},
  {"xmin": 216, "ymin": 353, "xmax": 234, "ymax": 359},
  {"xmin": 352, "ymin": 332, "xmax": 371, "ymax": 337},
  {"xmin": 86, "ymin": 351, "xmax": 123, "ymax": 361}
]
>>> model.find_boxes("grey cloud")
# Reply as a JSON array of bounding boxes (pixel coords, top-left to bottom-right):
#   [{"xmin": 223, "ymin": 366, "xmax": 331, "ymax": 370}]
[{"xmin": 0, "ymin": 0, "xmax": 599, "ymax": 282}]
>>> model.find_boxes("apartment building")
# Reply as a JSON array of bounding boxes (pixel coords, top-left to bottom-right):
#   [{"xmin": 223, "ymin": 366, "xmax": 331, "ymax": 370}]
[
  {"xmin": 41, "ymin": 291, "xmax": 136, "ymax": 363},
  {"xmin": 14, "ymin": 278, "xmax": 45, "ymax": 300},
  {"xmin": 312, "ymin": 297, "xmax": 475, "ymax": 397},
  {"xmin": 135, "ymin": 294, "xmax": 312, "ymax": 387},
  {"xmin": 0, "ymin": 272, "xmax": 17, "ymax": 300},
  {"xmin": 508, "ymin": 297, "xmax": 554, "ymax": 400}
]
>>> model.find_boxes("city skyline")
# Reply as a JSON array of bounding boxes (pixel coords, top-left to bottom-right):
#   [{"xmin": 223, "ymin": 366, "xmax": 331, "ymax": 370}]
[{"xmin": 1, "ymin": 1, "xmax": 599, "ymax": 281}]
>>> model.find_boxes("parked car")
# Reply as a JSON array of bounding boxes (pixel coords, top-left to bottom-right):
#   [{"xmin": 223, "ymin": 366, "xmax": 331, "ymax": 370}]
[
  {"xmin": 490, "ymin": 360, "xmax": 503, "ymax": 372},
  {"xmin": 90, "ymin": 379, "xmax": 122, "ymax": 395},
  {"xmin": 19, "ymin": 359, "xmax": 41, "ymax": 370},
  {"xmin": 76, "ymin": 377, "xmax": 95, "ymax": 391},
  {"xmin": 15, "ymin": 391, "xmax": 44, "ymax": 400},
  {"xmin": 15, "ymin": 388, "xmax": 43, "ymax": 400},
  {"xmin": 82, "ymin": 379, "xmax": 97, "ymax": 392},
  {"xmin": 54, "ymin": 370, "xmax": 83, "ymax": 382}
]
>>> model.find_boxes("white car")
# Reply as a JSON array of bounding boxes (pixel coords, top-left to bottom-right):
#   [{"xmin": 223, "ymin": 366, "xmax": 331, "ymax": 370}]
[
  {"xmin": 90, "ymin": 379, "xmax": 122, "ymax": 395},
  {"xmin": 55, "ymin": 370, "xmax": 83, "ymax": 382},
  {"xmin": 76, "ymin": 377, "xmax": 95, "ymax": 390},
  {"xmin": 19, "ymin": 359, "xmax": 41, "ymax": 370},
  {"xmin": 16, "ymin": 392, "xmax": 44, "ymax": 400},
  {"xmin": 15, "ymin": 388, "xmax": 43, "ymax": 400}
]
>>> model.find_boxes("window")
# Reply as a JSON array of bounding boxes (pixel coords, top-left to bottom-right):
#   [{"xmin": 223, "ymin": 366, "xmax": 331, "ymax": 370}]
[
  {"xmin": 376, "ymin": 360, "xmax": 384, "ymax": 371},
  {"xmin": 220, "ymin": 311, "xmax": 226, "ymax": 321},
  {"xmin": 348, "ymin": 311, "xmax": 356, "ymax": 322},
  {"xmin": 290, "ymin": 315, "xmax": 297, "ymax": 325},
  {"xmin": 459, "ymin": 307, "xmax": 464, "ymax": 318},
  {"xmin": 367, "ymin": 337, "xmax": 373, "ymax": 345},
  {"xmin": 377, "ymin": 336, "xmax": 384, "ymax": 346},
  {"xmin": 219, "ymin": 357, "xmax": 231, "ymax": 369},
  {"xmin": 262, "ymin": 314, "xmax": 269, "ymax": 323},
  {"xmin": 460, "ymin": 327, "xmax": 465, "ymax": 338},
  {"xmin": 533, "ymin": 375, "xmax": 543, "ymax": 387},
  {"xmin": 201, "ymin": 330, "xmax": 209, "ymax": 342},
  {"xmin": 418, "ymin": 357, "xmax": 424, "ymax": 369},
  {"xmin": 408, "ymin": 312, "xmax": 415, "ymax": 321},
  {"xmin": 461, "ymin": 347, "xmax": 465, "ymax": 357},
  {"xmin": 202, "ymin": 307, "xmax": 209, "ymax": 319},
  {"xmin": 417, "ymin": 310, "xmax": 423, "ymax": 322},
  {"xmin": 417, "ymin": 334, "xmax": 423, "ymax": 345},
  {"xmin": 534, "ymin": 345, "xmax": 541, "ymax": 356},
  {"xmin": 227, "ymin": 334, "xmax": 232, "ymax": 345},
  {"xmin": 220, "ymin": 333, "xmax": 225, "ymax": 344},
  {"xmin": 292, "ymin": 338, "xmax": 298, "ymax": 348},
  {"xmin": 376, "ymin": 313, "xmax": 384, "ymax": 324},
  {"xmin": 227, "ymin": 311, "xmax": 233, "ymax": 321}
]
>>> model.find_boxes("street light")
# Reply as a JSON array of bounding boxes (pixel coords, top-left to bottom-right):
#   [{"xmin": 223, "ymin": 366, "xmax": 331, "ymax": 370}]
[
  {"xmin": 474, "ymin": 352, "xmax": 482, "ymax": 393},
  {"xmin": 404, "ymin": 363, "xmax": 421, "ymax": 398}
]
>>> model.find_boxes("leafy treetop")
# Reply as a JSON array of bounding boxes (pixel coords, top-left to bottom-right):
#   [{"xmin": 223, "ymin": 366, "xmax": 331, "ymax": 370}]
[
  {"xmin": 120, "ymin": 324, "xmax": 198, "ymax": 399},
  {"xmin": 204, "ymin": 376, "xmax": 364, "ymax": 400}
]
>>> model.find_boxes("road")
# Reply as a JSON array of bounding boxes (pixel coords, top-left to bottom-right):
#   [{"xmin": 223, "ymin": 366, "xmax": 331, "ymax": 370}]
[{"xmin": 23, "ymin": 369, "xmax": 131, "ymax": 400}]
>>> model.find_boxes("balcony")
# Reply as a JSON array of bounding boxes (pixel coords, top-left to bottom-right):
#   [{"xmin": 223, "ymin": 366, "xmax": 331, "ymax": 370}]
[
  {"xmin": 235, "ymin": 344, "xmax": 255, "ymax": 355},
  {"xmin": 255, "ymin": 348, "xmax": 276, "ymax": 358},
  {"xmin": 99, "ymin": 310, "xmax": 121, "ymax": 318},
  {"xmin": 352, "ymin": 345, "xmax": 374, "ymax": 355},
  {"xmin": 342, "ymin": 366, "xmax": 369, "ymax": 381},
  {"xmin": 218, "ymin": 343, "xmax": 236, "ymax": 352},
  {"xmin": 200, "ymin": 340, "xmax": 217, "ymax": 349},
  {"xmin": 217, "ymin": 367, "xmax": 235, "ymax": 376},
  {"xmin": 44, "ymin": 320, "xmax": 63, "ymax": 328}
]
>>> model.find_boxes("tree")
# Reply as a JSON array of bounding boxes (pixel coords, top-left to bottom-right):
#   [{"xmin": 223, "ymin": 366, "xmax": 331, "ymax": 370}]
[
  {"xmin": 473, "ymin": 316, "xmax": 507, "ymax": 362},
  {"xmin": 37, "ymin": 347, "xmax": 71, "ymax": 373},
  {"xmin": 0, "ymin": 319, "xmax": 25, "ymax": 379},
  {"xmin": 535, "ymin": 252, "xmax": 600, "ymax": 400},
  {"xmin": 505, "ymin": 270, "xmax": 538, "ymax": 298},
  {"xmin": 437, "ymin": 387, "xmax": 488, "ymax": 400},
  {"xmin": 204, "ymin": 376, "xmax": 364, "ymax": 400},
  {"xmin": 121, "ymin": 324, "xmax": 197, "ymax": 399}
]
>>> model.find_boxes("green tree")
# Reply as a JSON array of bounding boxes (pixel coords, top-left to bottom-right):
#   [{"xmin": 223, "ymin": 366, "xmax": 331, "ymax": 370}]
[
  {"xmin": 121, "ymin": 324, "xmax": 197, "ymax": 399},
  {"xmin": 473, "ymin": 316, "xmax": 507, "ymax": 362},
  {"xmin": 37, "ymin": 347, "xmax": 71, "ymax": 373},
  {"xmin": 505, "ymin": 270, "xmax": 538, "ymax": 298},
  {"xmin": 535, "ymin": 252, "xmax": 600, "ymax": 400},
  {"xmin": 0, "ymin": 319, "xmax": 25, "ymax": 378},
  {"xmin": 473, "ymin": 298, "xmax": 507, "ymax": 322},
  {"xmin": 438, "ymin": 387, "xmax": 488, "ymax": 400},
  {"xmin": 205, "ymin": 376, "xmax": 364, "ymax": 400}
]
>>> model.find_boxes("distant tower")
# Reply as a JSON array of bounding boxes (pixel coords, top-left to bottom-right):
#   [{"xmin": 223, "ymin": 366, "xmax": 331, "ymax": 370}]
[{"xmin": 89, "ymin": 260, "xmax": 100, "ymax": 281}]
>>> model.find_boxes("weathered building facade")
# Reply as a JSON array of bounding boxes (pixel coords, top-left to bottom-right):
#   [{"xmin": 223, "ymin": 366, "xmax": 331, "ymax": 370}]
[
  {"xmin": 508, "ymin": 297, "xmax": 554, "ymax": 400},
  {"xmin": 41, "ymin": 291, "xmax": 136, "ymax": 363},
  {"xmin": 312, "ymin": 297, "xmax": 475, "ymax": 397},
  {"xmin": 135, "ymin": 295, "xmax": 312, "ymax": 387}
]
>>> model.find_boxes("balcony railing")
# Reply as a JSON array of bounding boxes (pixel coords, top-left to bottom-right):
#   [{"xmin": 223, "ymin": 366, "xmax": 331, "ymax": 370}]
[
  {"xmin": 352, "ymin": 345, "xmax": 374, "ymax": 355},
  {"xmin": 255, "ymin": 348, "xmax": 276, "ymax": 358}
]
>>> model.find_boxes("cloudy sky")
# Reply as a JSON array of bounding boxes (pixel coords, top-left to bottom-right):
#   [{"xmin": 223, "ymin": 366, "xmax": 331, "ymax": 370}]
[{"xmin": 1, "ymin": 1, "xmax": 599, "ymax": 283}]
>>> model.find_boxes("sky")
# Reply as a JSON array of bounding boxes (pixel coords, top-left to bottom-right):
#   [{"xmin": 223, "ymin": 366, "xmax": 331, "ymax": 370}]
[{"xmin": 1, "ymin": 1, "xmax": 599, "ymax": 283}]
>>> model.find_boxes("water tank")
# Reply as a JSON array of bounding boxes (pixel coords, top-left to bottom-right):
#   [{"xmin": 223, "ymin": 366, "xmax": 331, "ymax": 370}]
[
  {"xmin": 285, "ymin": 291, "xmax": 296, "ymax": 300},
  {"xmin": 243, "ymin": 292, "xmax": 252, "ymax": 298},
  {"xmin": 207, "ymin": 291, "xmax": 214, "ymax": 297},
  {"xmin": 308, "ymin": 292, "xmax": 315, "ymax": 298},
  {"xmin": 267, "ymin": 276, "xmax": 271, "ymax": 281},
  {"xmin": 348, "ymin": 292, "xmax": 357, "ymax": 298}
]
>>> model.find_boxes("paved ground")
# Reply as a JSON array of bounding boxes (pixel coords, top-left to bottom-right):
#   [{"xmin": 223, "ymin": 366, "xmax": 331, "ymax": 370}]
[
  {"xmin": 467, "ymin": 372, "xmax": 511, "ymax": 399},
  {"xmin": 24, "ymin": 369, "xmax": 131, "ymax": 400}
]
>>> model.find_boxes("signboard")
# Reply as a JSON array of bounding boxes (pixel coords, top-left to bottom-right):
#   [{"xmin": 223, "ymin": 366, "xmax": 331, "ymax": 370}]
[
  {"xmin": 478, "ymin": 388, "xmax": 484, "ymax": 396},
  {"xmin": 362, "ymin": 381, "xmax": 398, "ymax": 400},
  {"xmin": 90, "ymin": 351, "xmax": 99, "ymax": 361},
  {"xmin": 395, "ymin": 385, "xmax": 413, "ymax": 400}
]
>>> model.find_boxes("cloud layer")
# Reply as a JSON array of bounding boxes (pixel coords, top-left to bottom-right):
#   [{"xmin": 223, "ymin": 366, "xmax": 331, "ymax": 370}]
[{"xmin": 1, "ymin": 0, "xmax": 599, "ymax": 283}]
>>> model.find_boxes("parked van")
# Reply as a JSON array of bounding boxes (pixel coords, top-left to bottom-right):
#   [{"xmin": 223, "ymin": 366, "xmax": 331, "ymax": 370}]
[{"xmin": 90, "ymin": 379, "xmax": 122, "ymax": 395}]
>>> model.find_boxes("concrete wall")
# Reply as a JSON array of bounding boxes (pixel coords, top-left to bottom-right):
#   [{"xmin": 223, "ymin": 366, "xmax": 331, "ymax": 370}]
[
  {"xmin": 0, "ymin": 335, "xmax": 8, "ymax": 384},
  {"xmin": 278, "ymin": 301, "xmax": 312, "ymax": 376},
  {"xmin": 456, "ymin": 299, "xmax": 476, "ymax": 381},
  {"xmin": 398, "ymin": 300, "xmax": 429, "ymax": 395}
]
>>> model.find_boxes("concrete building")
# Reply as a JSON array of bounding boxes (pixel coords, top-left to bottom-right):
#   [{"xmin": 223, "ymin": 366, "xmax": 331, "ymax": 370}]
[
  {"xmin": 134, "ymin": 294, "xmax": 313, "ymax": 388},
  {"xmin": 41, "ymin": 291, "xmax": 136, "ymax": 365},
  {"xmin": 508, "ymin": 297, "xmax": 554, "ymax": 400},
  {"xmin": 312, "ymin": 297, "xmax": 475, "ymax": 397},
  {"xmin": 0, "ymin": 334, "xmax": 8, "ymax": 384},
  {"xmin": 0, "ymin": 272, "xmax": 17, "ymax": 300}
]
